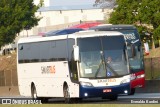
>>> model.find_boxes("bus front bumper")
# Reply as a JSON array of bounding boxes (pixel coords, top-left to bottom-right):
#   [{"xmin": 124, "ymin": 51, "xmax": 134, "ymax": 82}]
[{"xmin": 79, "ymin": 83, "xmax": 130, "ymax": 98}]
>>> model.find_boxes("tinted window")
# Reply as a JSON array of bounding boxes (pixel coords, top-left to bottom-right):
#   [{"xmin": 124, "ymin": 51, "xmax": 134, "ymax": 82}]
[
  {"xmin": 18, "ymin": 39, "xmax": 68, "ymax": 63},
  {"xmin": 49, "ymin": 40, "xmax": 67, "ymax": 60}
]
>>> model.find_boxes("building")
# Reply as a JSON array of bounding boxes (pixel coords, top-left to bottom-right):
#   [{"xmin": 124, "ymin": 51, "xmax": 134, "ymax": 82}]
[
  {"xmin": 0, "ymin": 0, "xmax": 113, "ymax": 55},
  {"xmin": 19, "ymin": 0, "xmax": 113, "ymax": 37}
]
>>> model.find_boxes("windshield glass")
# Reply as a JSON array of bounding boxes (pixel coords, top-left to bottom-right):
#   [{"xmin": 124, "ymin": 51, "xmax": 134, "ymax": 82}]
[
  {"xmin": 121, "ymin": 30, "xmax": 144, "ymax": 72},
  {"xmin": 77, "ymin": 36, "xmax": 129, "ymax": 78},
  {"xmin": 127, "ymin": 45, "xmax": 144, "ymax": 72}
]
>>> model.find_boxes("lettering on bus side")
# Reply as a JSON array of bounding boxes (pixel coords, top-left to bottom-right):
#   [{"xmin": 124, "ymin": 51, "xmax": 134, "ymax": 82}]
[
  {"xmin": 123, "ymin": 33, "xmax": 136, "ymax": 40},
  {"xmin": 41, "ymin": 66, "xmax": 56, "ymax": 74}
]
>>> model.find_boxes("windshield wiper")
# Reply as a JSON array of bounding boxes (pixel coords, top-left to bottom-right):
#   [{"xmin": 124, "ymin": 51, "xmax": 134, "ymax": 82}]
[
  {"xmin": 94, "ymin": 51, "xmax": 119, "ymax": 78},
  {"xmin": 95, "ymin": 60, "xmax": 104, "ymax": 78}
]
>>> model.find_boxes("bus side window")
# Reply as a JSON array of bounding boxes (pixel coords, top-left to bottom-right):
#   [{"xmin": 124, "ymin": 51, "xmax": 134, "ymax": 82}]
[
  {"xmin": 19, "ymin": 45, "xmax": 23, "ymax": 50},
  {"xmin": 18, "ymin": 44, "xmax": 24, "ymax": 63}
]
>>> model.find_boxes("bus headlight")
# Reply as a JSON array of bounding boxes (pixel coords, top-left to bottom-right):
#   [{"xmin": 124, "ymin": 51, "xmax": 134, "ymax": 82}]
[
  {"xmin": 120, "ymin": 78, "xmax": 130, "ymax": 84},
  {"xmin": 131, "ymin": 74, "xmax": 136, "ymax": 80},
  {"xmin": 80, "ymin": 82, "xmax": 93, "ymax": 87},
  {"xmin": 137, "ymin": 74, "xmax": 145, "ymax": 79}
]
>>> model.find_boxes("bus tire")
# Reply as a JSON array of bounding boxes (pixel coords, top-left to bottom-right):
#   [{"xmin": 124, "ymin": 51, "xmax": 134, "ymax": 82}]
[
  {"xmin": 71, "ymin": 98, "xmax": 82, "ymax": 103},
  {"xmin": 128, "ymin": 88, "xmax": 135, "ymax": 95},
  {"xmin": 31, "ymin": 85, "xmax": 38, "ymax": 100},
  {"xmin": 63, "ymin": 84, "xmax": 71, "ymax": 103},
  {"xmin": 31, "ymin": 85, "xmax": 48, "ymax": 103},
  {"xmin": 39, "ymin": 97, "xmax": 49, "ymax": 103}
]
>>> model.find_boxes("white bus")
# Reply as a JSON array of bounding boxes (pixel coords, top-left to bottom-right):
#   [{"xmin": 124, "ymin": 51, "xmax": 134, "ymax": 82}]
[{"xmin": 17, "ymin": 31, "xmax": 131, "ymax": 103}]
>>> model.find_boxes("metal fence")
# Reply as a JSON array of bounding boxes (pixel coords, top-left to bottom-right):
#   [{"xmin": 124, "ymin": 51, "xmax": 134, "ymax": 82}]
[
  {"xmin": 0, "ymin": 69, "xmax": 18, "ymax": 86},
  {"xmin": 144, "ymin": 57, "xmax": 160, "ymax": 80}
]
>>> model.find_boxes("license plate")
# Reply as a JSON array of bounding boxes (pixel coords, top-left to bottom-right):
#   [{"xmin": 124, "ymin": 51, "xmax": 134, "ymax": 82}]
[{"xmin": 103, "ymin": 89, "xmax": 112, "ymax": 93}]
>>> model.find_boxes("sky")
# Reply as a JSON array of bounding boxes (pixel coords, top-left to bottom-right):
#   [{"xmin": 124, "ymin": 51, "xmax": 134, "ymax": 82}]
[{"xmin": 50, "ymin": 0, "xmax": 96, "ymax": 6}]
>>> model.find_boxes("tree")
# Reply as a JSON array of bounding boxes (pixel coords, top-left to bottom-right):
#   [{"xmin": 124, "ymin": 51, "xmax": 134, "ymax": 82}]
[
  {"xmin": 109, "ymin": 0, "xmax": 141, "ymax": 24},
  {"xmin": 0, "ymin": 0, "xmax": 43, "ymax": 47},
  {"xmin": 138, "ymin": 0, "xmax": 160, "ymax": 47},
  {"xmin": 108, "ymin": 0, "xmax": 160, "ymax": 48}
]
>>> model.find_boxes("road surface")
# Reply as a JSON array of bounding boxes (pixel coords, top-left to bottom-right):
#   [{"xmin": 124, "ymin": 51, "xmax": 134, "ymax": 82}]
[{"xmin": 1, "ymin": 93, "xmax": 159, "ymax": 104}]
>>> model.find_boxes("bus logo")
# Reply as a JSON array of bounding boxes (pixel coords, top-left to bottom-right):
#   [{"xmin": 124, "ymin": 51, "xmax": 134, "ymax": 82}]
[{"xmin": 41, "ymin": 66, "xmax": 56, "ymax": 74}]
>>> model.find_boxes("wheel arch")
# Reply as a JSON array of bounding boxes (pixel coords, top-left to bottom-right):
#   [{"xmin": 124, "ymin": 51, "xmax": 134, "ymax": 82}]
[
  {"xmin": 31, "ymin": 82, "xmax": 35, "ymax": 89},
  {"xmin": 63, "ymin": 81, "xmax": 68, "ymax": 89}
]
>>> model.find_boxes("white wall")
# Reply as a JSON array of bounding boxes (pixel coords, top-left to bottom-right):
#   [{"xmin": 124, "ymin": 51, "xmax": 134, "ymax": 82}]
[
  {"xmin": 19, "ymin": 8, "xmax": 113, "ymax": 36},
  {"xmin": 37, "ymin": 9, "xmax": 102, "ymax": 27}
]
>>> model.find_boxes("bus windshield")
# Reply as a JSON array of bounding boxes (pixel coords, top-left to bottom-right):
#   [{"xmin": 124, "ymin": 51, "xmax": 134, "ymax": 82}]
[
  {"xmin": 127, "ymin": 45, "xmax": 144, "ymax": 72},
  {"xmin": 121, "ymin": 30, "xmax": 144, "ymax": 72},
  {"xmin": 77, "ymin": 36, "xmax": 129, "ymax": 78}
]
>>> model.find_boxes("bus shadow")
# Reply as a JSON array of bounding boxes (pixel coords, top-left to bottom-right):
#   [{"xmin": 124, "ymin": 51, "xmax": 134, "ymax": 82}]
[{"xmin": 46, "ymin": 98, "xmax": 117, "ymax": 104}]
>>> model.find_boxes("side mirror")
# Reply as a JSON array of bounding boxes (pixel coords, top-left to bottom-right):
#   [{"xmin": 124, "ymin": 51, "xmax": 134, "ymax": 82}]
[{"xmin": 73, "ymin": 45, "xmax": 79, "ymax": 61}]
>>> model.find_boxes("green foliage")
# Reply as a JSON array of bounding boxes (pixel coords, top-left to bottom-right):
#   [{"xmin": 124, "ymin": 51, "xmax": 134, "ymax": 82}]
[
  {"xmin": 108, "ymin": 0, "xmax": 160, "ymax": 46},
  {"xmin": 138, "ymin": 0, "xmax": 160, "ymax": 28},
  {"xmin": 109, "ymin": 0, "xmax": 141, "ymax": 24},
  {"xmin": 0, "ymin": 0, "xmax": 42, "ymax": 47},
  {"xmin": 153, "ymin": 26, "xmax": 160, "ymax": 41}
]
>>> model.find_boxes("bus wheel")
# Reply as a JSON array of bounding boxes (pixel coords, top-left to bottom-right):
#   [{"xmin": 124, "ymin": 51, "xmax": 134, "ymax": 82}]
[
  {"xmin": 128, "ymin": 88, "xmax": 135, "ymax": 95},
  {"xmin": 71, "ymin": 98, "xmax": 82, "ymax": 103},
  {"xmin": 31, "ymin": 85, "xmax": 38, "ymax": 100},
  {"xmin": 63, "ymin": 84, "xmax": 71, "ymax": 103},
  {"xmin": 39, "ymin": 97, "xmax": 48, "ymax": 103}
]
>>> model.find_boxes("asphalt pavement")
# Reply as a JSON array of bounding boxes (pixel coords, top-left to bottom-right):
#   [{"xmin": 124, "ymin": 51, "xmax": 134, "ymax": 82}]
[{"xmin": 0, "ymin": 93, "xmax": 160, "ymax": 104}]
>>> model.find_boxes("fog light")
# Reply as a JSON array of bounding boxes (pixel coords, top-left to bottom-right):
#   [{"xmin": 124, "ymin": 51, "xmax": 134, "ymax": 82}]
[
  {"xmin": 84, "ymin": 93, "xmax": 88, "ymax": 97},
  {"xmin": 124, "ymin": 90, "xmax": 128, "ymax": 94}
]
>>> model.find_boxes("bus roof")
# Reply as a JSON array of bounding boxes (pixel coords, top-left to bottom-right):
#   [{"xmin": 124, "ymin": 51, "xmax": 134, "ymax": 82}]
[
  {"xmin": 90, "ymin": 24, "xmax": 137, "ymax": 30},
  {"xmin": 18, "ymin": 31, "xmax": 124, "ymax": 44},
  {"xmin": 72, "ymin": 30, "xmax": 124, "ymax": 38}
]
